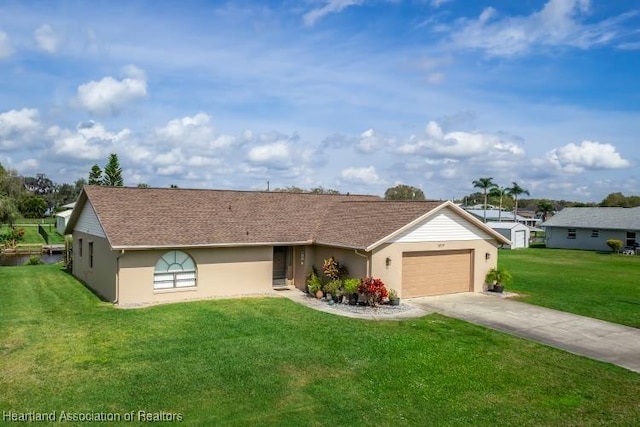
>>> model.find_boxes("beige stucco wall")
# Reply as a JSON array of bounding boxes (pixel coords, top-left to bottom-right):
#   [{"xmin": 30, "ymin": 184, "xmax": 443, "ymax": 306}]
[
  {"xmin": 312, "ymin": 246, "xmax": 368, "ymax": 281},
  {"xmin": 371, "ymin": 240, "xmax": 499, "ymax": 298},
  {"xmin": 72, "ymin": 231, "xmax": 118, "ymax": 302},
  {"xmin": 292, "ymin": 245, "xmax": 316, "ymax": 290},
  {"xmin": 117, "ymin": 246, "xmax": 273, "ymax": 306}
]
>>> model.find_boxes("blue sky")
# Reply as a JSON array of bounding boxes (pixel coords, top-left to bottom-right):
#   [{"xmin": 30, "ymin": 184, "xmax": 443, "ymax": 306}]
[{"xmin": 0, "ymin": 0, "xmax": 639, "ymax": 201}]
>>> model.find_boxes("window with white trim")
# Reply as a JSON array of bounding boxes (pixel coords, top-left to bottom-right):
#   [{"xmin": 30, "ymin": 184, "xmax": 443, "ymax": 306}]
[
  {"xmin": 591, "ymin": 230, "xmax": 599, "ymax": 238},
  {"xmin": 153, "ymin": 250, "xmax": 197, "ymax": 290},
  {"xmin": 567, "ymin": 229, "xmax": 576, "ymax": 239},
  {"xmin": 626, "ymin": 231, "xmax": 636, "ymax": 247}
]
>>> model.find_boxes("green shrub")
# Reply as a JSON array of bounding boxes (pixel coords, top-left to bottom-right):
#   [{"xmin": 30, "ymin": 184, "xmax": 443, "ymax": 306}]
[
  {"xmin": 0, "ymin": 227, "xmax": 25, "ymax": 248},
  {"xmin": 343, "ymin": 278, "xmax": 360, "ymax": 294},
  {"xmin": 26, "ymin": 255, "xmax": 42, "ymax": 265},
  {"xmin": 306, "ymin": 271, "xmax": 323, "ymax": 294},
  {"xmin": 324, "ymin": 279, "xmax": 342, "ymax": 296},
  {"xmin": 606, "ymin": 239, "xmax": 623, "ymax": 253},
  {"xmin": 485, "ymin": 267, "xmax": 513, "ymax": 286}
]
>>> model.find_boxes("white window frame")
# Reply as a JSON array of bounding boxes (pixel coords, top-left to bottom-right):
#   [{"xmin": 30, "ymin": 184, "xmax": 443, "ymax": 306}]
[
  {"xmin": 567, "ymin": 229, "xmax": 576, "ymax": 239},
  {"xmin": 153, "ymin": 250, "xmax": 197, "ymax": 290}
]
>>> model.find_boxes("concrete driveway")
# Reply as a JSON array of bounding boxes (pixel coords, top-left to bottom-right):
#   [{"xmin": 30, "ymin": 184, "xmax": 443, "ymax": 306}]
[{"xmin": 410, "ymin": 293, "xmax": 640, "ymax": 374}]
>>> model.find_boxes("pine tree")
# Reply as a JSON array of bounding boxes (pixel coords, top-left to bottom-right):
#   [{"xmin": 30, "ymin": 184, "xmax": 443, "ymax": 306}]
[
  {"xmin": 102, "ymin": 153, "xmax": 124, "ymax": 187},
  {"xmin": 88, "ymin": 164, "xmax": 103, "ymax": 185}
]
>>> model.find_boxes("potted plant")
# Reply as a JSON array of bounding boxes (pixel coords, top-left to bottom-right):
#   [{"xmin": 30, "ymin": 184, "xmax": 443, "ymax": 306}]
[
  {"xmin": 485, "ymin": 267, "xmax": 512, "ymax": 293},
  {"xmin": 306, "ymin": 271, "xmax": 324, "ymax": 299},
  {"xmin": 324, "ymin": 279, "xmax": 342, "ymax": 303},
  {"xmin": 343, "ymin": 277, "xmax": 360, "ymax": 305},
  {"xmin": 388, "ymin": 289, "xmax": 400, "ymax": 306}
]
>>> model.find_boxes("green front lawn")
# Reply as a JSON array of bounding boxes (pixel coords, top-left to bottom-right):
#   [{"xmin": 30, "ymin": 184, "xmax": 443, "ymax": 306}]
[
  {"xmin": 499, "ymin": 248, "xmax": 640, "ymax": 328},
  {"xmin": 1, "ymin": 265, "xmax": 639, "ymax": 426}
]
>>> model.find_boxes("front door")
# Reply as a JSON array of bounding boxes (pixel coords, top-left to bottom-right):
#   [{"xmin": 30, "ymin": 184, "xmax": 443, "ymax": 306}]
[{"xmin": 273, "ymin": 246, "xmax": 287, "ymax": 283}]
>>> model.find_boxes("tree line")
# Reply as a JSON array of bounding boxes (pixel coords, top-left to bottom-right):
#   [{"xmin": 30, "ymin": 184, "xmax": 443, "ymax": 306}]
[
  {"xmin": 2, "ymin": 153, "xmax": 637, "ymax": 227},
  {"xmin": 0, "ymin": 153, "xmax": 125, "ymax": 226}
]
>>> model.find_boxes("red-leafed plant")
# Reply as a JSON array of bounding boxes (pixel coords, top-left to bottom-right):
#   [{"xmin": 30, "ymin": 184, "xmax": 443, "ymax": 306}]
[{"xmin": 358, "ymin": 277, "xmax": 389, "ymax": 307}]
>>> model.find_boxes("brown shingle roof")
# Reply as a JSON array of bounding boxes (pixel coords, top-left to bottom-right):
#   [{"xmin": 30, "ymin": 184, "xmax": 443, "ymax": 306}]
[
  {"xmin": 316, "ymin": 200, "xmax": 443, "ymax": 249},
  {"xmin": 69, "ymin": 186, "xmax": 501, "ymax": 250}
]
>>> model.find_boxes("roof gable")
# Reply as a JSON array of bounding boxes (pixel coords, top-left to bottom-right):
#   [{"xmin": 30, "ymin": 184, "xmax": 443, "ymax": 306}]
[
  {"xmin": 367, "ymin": 202, "xmax": 511, "ymax": 250},
  {"xmin": 390, "ymin": 208, "xmax": 493, "ymax": 243}
]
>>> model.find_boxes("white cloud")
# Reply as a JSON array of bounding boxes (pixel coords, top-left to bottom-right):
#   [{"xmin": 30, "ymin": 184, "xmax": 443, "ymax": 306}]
[
  {"xmin": 0, "ymin": 108, "xmax": 40, "ymax": 136},
  {"xmin": 154, "ymin": 113, "xmax": 239, "ymax": 151},
  {"xmin": 156, "ymin": 165, "xmax": 184, "ymax": 176},
  {"xmin": 396, "ymin": 120, "xmax": 525, "ymax": 159},
  {"xmin": 48, "ymin": 121, "xmax": 131, "ymax": 160},
  {"xmin": 356, "ymin": 128, "xmax": 391, "ymax": 153},
  {"xmin": 247, "ymin": 141, "xmax": 290, "ymax": 164},
  {"xmin": 303, "ymin": 0, "xmax": 363, "ymax": 27},
  {"xmin": 431, "ymin": 0, "xmax": 452, "ymax": 8},
  {"xmin": 0, "ymin": 108, "xmax": 40, "ymax": 149},
  {"xmin": 0, "ymin": 31, "xmax": 13, "ymax": 58},
  {"xmin": 449, "ymin": 0, "xmax": 627, "ymax": 57},
  {"xmin": 340, "ymin": 165, "xmax": 384, "ymax": 184},
  {"xmin": 77, "ymin": 65, "xmax": 147, "ymax": 115},
  {"xmin": 546, "ymin": 140, "xmax": 631, "ymax": 172},
  {"xmin": 154, "ymin": 148, "xmax": 185, "ymax": 166},
  {"xmin": 34, "ymin": 24, "xmax": 59, "ymax": 53},
  {"xmin": 17, "ymin": 158, "xmax": 39, "ymax": 171}
]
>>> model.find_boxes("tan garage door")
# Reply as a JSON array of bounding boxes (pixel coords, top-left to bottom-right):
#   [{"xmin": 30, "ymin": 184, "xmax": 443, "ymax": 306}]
[{"xmin": 402, "ymin": 250, "xmax": 472, "ymax": 298}]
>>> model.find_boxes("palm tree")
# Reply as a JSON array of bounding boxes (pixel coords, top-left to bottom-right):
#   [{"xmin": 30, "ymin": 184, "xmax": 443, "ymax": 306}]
[
  {"xmin": 489, "ymin": 186, "xmax": 508, "ymax": 222},
  {"xmin": 507, "ymin": 182, "xmax": 530, "ymax": 221},
  {"xmin": 537, "ymin": 200, "xmax": 554, "ymax": 222},
  {"xmin": 472, "ymin": 177, "xmax": 497, "ymax": 223}
]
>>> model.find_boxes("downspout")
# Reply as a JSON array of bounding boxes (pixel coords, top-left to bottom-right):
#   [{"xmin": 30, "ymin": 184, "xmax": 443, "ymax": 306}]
[
  {"xmin": 115, "ymin": 249, "xmax": 124, "ymax": 304},
  {"xmin": 354, "ymin": 249, "xmax": 371, "ymax": 276}
]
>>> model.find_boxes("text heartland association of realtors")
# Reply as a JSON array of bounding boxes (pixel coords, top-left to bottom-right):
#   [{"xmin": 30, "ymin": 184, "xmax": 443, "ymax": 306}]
[{"xmin": 2, "ymin": 410, "xmax": 183, "ymax": 422}]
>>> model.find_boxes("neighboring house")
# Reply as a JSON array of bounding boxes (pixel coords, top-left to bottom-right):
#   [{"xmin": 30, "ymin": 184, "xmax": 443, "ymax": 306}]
[
  {"xmin": 542, "ymin": 207, "xmax": 640, "ymax": 251},
  {"xmin": 56, "ymin": 209, "xmax": 73, "ymax": 235},
  {"xmin": 464, "ymin": 209, "xmax": 541, "ymax": 227},
  {"xmin": 486, "ymin": 222, "xmax": 530, "ymax": 249},
  {"xmin": 65, "ymin": 186, "xmax": 510, "ymax": 306}
]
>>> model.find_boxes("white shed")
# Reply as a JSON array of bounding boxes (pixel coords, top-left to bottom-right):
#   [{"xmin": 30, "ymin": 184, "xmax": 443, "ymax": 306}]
[
  {"xmin": 56, "ymin": 209, "xmax": 73, "ymax": 235},
  {"xmin": 486, "ymin": 222, "xmax": 530, "ymax": 249}
]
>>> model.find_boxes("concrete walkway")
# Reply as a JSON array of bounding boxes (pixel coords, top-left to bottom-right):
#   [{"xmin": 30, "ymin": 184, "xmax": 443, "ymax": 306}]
[{"xmin": 410, "ymin": 293, "xmax": 640, "ymax": 374}]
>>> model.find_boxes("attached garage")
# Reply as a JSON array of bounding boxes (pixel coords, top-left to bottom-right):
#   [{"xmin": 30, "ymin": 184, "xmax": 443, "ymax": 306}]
[{"xmin": 401, "ymin": 250, "xmax": 472, "ymax": 297}]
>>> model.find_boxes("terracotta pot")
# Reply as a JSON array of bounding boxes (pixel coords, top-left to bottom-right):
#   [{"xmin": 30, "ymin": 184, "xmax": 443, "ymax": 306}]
[{"xmin": 315, "ymin": 290, "xmax": 324, "ymax": 299}]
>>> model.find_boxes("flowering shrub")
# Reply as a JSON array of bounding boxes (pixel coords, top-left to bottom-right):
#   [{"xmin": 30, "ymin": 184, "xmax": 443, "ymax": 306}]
[{"xmin": 358, "ymin": 277, "xmax": 389, "ymax": 307}]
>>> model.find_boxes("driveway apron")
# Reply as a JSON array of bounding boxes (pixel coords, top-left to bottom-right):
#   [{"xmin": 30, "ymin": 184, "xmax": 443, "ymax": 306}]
[{"xmin": 410, "ymin": 293, "xmax": 640, "ymax": 374}]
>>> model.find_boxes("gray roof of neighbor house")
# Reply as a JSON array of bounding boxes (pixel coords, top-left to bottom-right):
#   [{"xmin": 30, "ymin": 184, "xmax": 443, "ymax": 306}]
[
  {"xmin": 542, "ymin": 207, "xmax": 640, "ymax": 230},
  {"xmin": 66, "ymin": 186, "xmax": 508, "ymax": 250},
  {"xmin": 464, "ymin": 209, "xmax": 540, "ymax": 223}
]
